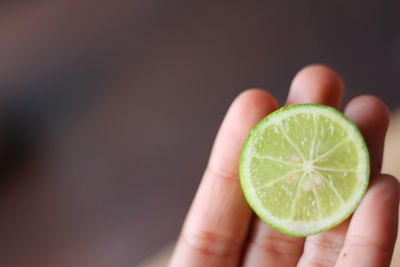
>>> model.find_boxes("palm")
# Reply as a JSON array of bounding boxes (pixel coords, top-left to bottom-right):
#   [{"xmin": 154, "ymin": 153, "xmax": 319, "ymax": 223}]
[{"xmin": 170, "ymin": 65, "xmax": 399, "ymax": 267}]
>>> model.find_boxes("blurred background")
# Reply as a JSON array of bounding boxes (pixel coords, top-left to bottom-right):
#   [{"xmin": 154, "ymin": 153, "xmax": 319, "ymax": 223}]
[{"xmin": 0, "ymin": 1, "xmax": 399, "ymax": 266}]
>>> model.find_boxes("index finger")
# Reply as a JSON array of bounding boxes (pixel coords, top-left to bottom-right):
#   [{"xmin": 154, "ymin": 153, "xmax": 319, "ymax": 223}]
[{"xmin": 169, "ymin": 89, "xmax": 278, "ymax": 267}]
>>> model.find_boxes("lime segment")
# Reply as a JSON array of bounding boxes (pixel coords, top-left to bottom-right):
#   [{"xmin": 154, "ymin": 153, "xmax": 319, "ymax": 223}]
[{"xmin": 240, "ymin": 104, "xmax": 369, "ymax": 236}]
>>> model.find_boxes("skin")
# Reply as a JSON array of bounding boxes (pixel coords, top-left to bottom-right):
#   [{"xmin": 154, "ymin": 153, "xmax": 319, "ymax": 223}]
[{"xmin": 169, "ymin": 65, "xmax": 399, "ymax": 267}]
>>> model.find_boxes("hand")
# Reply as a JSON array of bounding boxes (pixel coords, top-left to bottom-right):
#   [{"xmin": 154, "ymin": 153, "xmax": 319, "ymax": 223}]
[{"xmin": 169, "ymin": 65, "xmax": 399, "ymax": 267}]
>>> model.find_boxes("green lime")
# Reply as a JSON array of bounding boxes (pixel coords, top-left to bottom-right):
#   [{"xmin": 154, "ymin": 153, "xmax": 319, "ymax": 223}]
[{"xmin": 240, "ymin": 104, "xmax": 369, "ymax": 236}]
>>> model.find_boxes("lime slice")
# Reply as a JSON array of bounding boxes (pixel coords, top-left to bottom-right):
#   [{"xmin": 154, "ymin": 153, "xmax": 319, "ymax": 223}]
[{"xmin": 240, "ymin": 104, "xmax": 369, "ymax": 236}]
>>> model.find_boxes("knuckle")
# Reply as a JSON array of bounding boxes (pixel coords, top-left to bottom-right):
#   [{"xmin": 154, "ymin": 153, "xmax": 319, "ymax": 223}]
[
  {"xmin": 345, "ymin": 234, "xmax": 393, "ymax": 256},
  {"xmin": 249, "ymin": 223, "xmax": 302, "ymax": 256},
  {"xmin": 301, "ymin": 239, "xmax": 342, "ymax": 266},
  {"xmin": 206, "ymin": 165, "xmax": 239, "ymax": 183},
  {"xmin": 181, "ymin": 229, "xmax": 242, "ymax": 257}
]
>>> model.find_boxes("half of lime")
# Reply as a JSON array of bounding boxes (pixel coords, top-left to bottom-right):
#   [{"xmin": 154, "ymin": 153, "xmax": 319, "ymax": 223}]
[{"xmin": 240, "ymin": 104, "xmax": 369, "ymax": 236}]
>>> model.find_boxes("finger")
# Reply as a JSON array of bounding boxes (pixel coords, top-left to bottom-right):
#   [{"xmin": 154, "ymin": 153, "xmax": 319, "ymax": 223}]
[
  {"xmin": 242, "ymin": 65, "xmax": 344, "ymax": 267},
  {"xmin": 297, "ymin": 221, "xmax": 350, "ymax": 267},
  {"xmin": 287, "ymin": 64, "xmax": 344, "ymax": 107},
  {"xmin": 297, "ymin": 95, "xmax": 390, "ymax": 267},
  {"xmin": 335, "ymin": 174, "xmax": 399, "ymax": 267},
  {"xmin": 169, "ymin": 89, "xmax": 278, "ymax": 267},
  {"xmin": 345, "ymin": 95, "xmax": 390, "ymax": 177},
  {"xmin": 241, "ymin": 219, "xmax": 306, "ymax": 267}
]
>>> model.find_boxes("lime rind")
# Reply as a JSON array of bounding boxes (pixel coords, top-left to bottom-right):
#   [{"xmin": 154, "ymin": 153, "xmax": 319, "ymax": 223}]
[{"xmin": 239, "ymin": 104, "xmax": 370, "ymax": 237}]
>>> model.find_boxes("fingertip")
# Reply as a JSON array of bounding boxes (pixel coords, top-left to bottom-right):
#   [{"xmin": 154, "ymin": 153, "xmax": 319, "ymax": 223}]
[
  {"xmin": 210, "ymin": 88, "xmax": 279, "ymax": 177},
  {"xmin": 344, "ymin": 95, "xmax": 390, "ymax": 176},
  {"xmin": 345, "ymin": 95, "xmax": 390, "ymax": 134},
  {"xmin": 370, "ymin": 174, "xmax": 400, "ymax": 203},
  {"xmin": 287, "ymin": 64, "xmax": 344, "ymax": 107},
  {"xmin": 233, "ymin": 88, "xmax": 279, "ymax": 116},
  {"xmin": 224, "ymin": 88, "xmax": 279, "ymax": 131}
]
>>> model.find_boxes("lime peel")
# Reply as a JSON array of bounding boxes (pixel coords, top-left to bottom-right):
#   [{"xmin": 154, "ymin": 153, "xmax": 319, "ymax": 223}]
[{"xmin": 240, "ymin": 104, "xmax": 369, "ymax": 237}]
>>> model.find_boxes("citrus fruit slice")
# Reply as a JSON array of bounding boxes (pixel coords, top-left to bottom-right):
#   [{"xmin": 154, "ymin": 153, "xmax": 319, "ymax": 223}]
[{"xmin": 240, "ymin": 104, "xmax": 369, "ymax": 236}]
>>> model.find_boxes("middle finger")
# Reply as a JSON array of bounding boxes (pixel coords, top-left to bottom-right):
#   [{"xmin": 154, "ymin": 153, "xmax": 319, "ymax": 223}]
[{"xmin": 241, "ymin": 65, "xmax": 344, "ymax": 267}]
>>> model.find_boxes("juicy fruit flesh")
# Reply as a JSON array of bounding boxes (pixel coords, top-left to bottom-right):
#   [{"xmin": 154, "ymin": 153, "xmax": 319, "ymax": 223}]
[{"xmin": 240, "ymin": 105, "xmax": 369, "ymax": 236}]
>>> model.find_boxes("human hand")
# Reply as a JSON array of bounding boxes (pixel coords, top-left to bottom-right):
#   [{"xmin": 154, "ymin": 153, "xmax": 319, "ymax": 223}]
[{"xmin": 169, "ymin": 65, "xmax": 399, "ymax": 267}]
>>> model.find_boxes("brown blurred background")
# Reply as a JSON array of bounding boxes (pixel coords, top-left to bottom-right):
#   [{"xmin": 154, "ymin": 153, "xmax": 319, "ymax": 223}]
[{"xmin": 0, "ymin": 1, "xmax": 399, "ymax": 266}]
